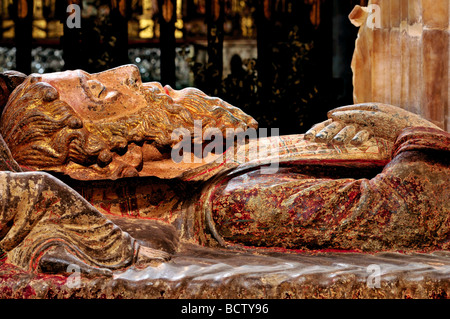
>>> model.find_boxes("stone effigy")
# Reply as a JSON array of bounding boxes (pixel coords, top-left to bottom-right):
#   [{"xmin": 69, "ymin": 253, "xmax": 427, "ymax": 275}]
[
  {"xmin": 0, "ymin": 2, "xmax": 448, "ymax": 298},
  {"xmin": 0, "ymin": 64, "xmax": 448, "ymax": 292}
]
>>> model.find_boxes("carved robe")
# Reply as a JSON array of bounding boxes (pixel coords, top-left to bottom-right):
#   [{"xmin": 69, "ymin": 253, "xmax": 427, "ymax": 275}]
[
  {"xmin": 0, "ymin": 136, "xmax": 139, "ymax": 271},
  {"xmin": 198, "ymin": 127, "xmax": 450, "ymax": 251},
  {"xmin": 71, "ymin": 126, "xmax": 449, "ymax": 252}
]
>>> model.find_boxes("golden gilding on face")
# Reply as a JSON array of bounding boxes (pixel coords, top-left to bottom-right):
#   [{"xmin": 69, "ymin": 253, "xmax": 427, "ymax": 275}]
[{"xmin": 0, "ymin": 65, "xmax": 258, "ymax": 180}]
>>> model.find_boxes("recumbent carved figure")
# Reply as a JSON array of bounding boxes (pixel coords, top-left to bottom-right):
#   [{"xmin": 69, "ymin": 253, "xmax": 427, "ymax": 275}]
[{"xmin": 0, "ymin": 65, "xmax": 448, "ymax": 275}]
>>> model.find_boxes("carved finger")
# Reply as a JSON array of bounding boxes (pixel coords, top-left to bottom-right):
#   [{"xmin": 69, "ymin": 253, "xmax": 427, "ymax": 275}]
[
  {"xmin": 350, "ymin": 130, "xmax": 371, "ymax": 146},
  {"xmin": 304, "ymin": 119, "xmax": 332, "ymax": 141},
  {"xmin": 332, "ymin": 125, "xmax": 357, "ymax": 144},
  {"xmin": 327, "ymin": 103, "xmax": 381, "ymax": 118},
  {"xmin": 329, "ymin": 108, "xmax": 407, "ymax": 141},
  {"xmin": 315, "ymin": 121, "xmax": 345, "ymax": 143},
  {"xmin": 328, "ymin": 110, "xmax": 378, "ymax": 127}
]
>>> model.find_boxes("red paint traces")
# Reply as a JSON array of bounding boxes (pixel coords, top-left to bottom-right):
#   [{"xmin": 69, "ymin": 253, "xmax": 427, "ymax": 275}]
[
  {"xmin": 186, "ymin": 162, "xmax": 227, "ymax": 181},
  {"xmin": 21, "ymin": 284, "xmax": 36, "ymax": 298},
  {"xmin": 163, "ymin": 86, "xmax": 170, "ymax": 95}
]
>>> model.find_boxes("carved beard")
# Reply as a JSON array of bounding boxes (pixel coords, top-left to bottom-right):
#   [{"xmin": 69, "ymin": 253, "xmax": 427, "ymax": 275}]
[
  {"xmin": 72, "ymin": 85, "xmax": 258, "ymax": 167},
  {"xmin": 1, "ymin": 79, "xmax": 257, "ymax": 171}
]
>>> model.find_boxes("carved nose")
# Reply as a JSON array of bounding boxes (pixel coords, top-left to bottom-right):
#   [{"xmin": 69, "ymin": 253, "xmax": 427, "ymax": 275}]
[
  {"xmin": 94, "ymin": 64, "xmax": 142, "ymax": 87},
  {"xmin": 248, "ymin": 118, "xmax": 258, "ymax": 129}
]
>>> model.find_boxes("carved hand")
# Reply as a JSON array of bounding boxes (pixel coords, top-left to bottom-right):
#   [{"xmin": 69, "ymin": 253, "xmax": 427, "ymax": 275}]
[{"xmin": 304, "ymin": 103, "xmax": 441, "ymax": 146}]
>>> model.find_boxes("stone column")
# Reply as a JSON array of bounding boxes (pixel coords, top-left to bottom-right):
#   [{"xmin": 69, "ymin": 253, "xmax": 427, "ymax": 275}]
[{"xmin": 350, "ymin": 0, "xmax": 449, "ymax": 131}]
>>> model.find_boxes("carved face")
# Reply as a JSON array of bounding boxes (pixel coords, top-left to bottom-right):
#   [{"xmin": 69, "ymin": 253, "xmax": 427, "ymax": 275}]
[
  {"xmin": 40, "ymin": 65, "xmax": 148, "ymax": 122},
  {"xmin": 1, "ymin": 65, "xmax": 258, "ymax": 180}
]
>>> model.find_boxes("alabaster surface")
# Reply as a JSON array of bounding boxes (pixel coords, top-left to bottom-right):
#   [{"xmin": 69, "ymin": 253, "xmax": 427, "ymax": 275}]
[{"xmin": 350, "ymin": 0, "xmax": 449, "ymax": 132}]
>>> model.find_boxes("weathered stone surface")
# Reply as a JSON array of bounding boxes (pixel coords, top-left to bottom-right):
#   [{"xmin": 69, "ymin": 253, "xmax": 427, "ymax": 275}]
[
  {"xmin": 0, "ymin": 65, "xmax": 448, "ymax": 299},
  {"xmin": 350, "ymin": 0, "xmax": 450, "ymax": 131},
  {"xmin": 1, "ymin": 233, "xmax": 449, "ymax": 299}
]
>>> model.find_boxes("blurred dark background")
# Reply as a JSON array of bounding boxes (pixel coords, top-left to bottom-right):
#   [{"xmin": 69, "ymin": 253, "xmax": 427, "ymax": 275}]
[{"xmin": 0, "ymin": 0, "xmax": 367, "ymax": 134}]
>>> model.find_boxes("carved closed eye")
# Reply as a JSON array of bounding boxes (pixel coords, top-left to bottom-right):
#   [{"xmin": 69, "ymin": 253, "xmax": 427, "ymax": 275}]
[{"xmin": 87, "ymin": 80, "xmax": 106, "ymax": 98}]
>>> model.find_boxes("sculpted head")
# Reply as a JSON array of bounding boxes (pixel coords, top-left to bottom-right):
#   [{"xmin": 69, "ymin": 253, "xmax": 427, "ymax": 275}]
[{"xmin": 0, "ymin": 64, "xmax": 257, "ymax": 179}]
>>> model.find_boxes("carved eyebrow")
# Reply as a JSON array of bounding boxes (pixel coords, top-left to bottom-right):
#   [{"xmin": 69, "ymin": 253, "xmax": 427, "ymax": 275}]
[
  {"xmin": 78, "ymin": 71, "xmax": 90, "ymax": 97},
  {"xmin": 78, "ymin": 71, "xmax": 105, "ymax": 102}
]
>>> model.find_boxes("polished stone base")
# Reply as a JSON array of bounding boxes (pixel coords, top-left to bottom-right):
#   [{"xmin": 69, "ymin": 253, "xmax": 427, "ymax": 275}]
[{"xmin": 0, "ymin": 217, "xmax": 448, "ymax": 299}]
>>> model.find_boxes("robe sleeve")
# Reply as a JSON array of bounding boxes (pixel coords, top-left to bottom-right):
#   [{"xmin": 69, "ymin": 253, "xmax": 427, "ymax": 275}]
[{"xmin": 207, "ymin": 127, "xmax": 450, "ymax": 251}]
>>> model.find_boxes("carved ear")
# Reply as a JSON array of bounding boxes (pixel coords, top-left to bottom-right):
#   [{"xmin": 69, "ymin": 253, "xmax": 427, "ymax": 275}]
[{"xmin": 0, "ymin": 70, "xmax": 27, "ymax": 114}]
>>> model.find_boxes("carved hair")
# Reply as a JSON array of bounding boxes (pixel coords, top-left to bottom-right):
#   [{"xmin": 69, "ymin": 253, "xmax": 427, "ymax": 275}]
[
  {"xmin": 1, "ymin": 76, "xmax": 100, "ymax": 168},
  {"xmin": 0, "ymin": 71, "xmax": 27, "ymax": 113},
  {"xmin": 0, "ymin": 74, "xmax": 257, "ymax": 170}
]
